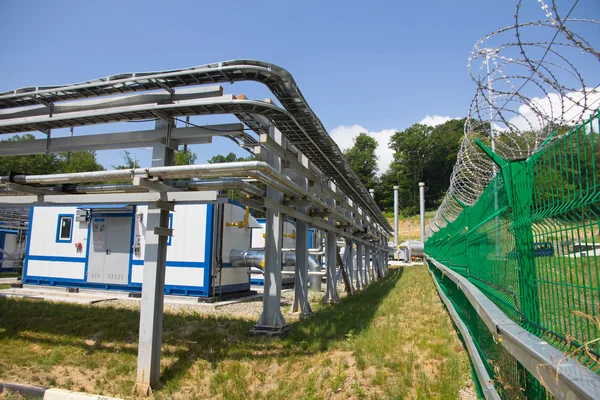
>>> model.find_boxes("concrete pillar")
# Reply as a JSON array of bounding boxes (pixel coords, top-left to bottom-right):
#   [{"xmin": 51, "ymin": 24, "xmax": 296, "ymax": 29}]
[
  {"xmin": 292, "ymin": 153, "xmax": 312, "ymax": 317},
  {"xmin": 419, "ymin": 182, "xmax": 425, "ymax": 243},
  {"xmin": 135, "ymin": 119, "xmax": 174, "ymax": 394},
  {"xmin": 254, "ymin": 126, "xmax": 286, "ymax": 332},
  {"xmin": 323, "ymin": 189, "xmax": 340, "ymax": 303}
]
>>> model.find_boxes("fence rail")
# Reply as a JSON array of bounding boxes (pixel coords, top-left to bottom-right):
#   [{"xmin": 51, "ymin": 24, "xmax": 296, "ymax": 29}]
[{"xmin": 426, "ymin": 110, "xmax": 600, "ymax": 396}]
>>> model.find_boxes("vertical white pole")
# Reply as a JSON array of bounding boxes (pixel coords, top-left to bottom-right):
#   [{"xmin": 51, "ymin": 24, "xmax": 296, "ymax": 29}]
[
  {"xmin": 419, "ymin": 182, "xmax": 425, "ymax": 243},
  {"xmin": 393, "ymin": 185, "xmax": 399, "ymax": 259}
]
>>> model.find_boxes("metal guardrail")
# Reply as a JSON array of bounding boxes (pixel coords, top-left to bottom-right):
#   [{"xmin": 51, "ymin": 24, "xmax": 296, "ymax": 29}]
[{"xmin": 428, "ymin": 256, "xmax": 600, "ymax": 399}]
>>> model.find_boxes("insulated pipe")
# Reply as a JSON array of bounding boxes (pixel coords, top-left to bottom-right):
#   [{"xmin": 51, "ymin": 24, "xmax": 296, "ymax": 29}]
[
  {"xmin": 0, "ymin": 161, "xmax": 361, "ymax": 230},
  {"xmin": 229, "ymin": 249, "xmax": 321, "ymax": 273},
  {"xmin": 63, "ymin": 178, "xmax": 266, "ymax": 198}
]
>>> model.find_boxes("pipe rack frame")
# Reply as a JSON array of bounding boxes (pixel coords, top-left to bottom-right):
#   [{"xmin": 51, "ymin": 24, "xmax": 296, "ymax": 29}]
[{"xmin": 0, "ymin": 60, "xmax": 391, "ymax": 231}]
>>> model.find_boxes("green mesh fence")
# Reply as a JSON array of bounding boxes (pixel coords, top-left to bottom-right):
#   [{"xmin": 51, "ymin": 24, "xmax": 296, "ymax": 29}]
[
  {"xmin": 429, "ymin": 263, "xmax": 552, "ymax": 399},
  {"xmin": 426, "ymin": 110, "xmax": 600, "ymax": 387}
]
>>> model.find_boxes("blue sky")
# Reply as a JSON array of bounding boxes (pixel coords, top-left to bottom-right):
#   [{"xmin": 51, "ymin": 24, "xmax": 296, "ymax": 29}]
[{"xmin": 0, "ymin": 0, "xmax": 598, "ymax": 171}]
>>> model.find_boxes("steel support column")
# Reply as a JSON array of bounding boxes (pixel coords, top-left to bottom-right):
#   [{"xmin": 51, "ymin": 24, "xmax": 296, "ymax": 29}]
[
  {"xmin": 366, "ymin": 246, "xmax": 374, "ymax": 282},
  {"xmin": 135, "ymin": 119, "xmax": 174, "ymax": 394},
  {"xmin": 345, "ymin": 238, "xmax": 355, "ymax": 290},
  {"xmin": 356, "ymin": 243, "xmax": 364, "ymax": 290},
  {"xmin": 322, "ymin": 190, "xmax": 340, "ymax": 304},
  {"xmin": 362, "ymin": 243, "xmax": 370, "ymax": 286},
  {"xmin": 255, "ymin": 126, "xmax": 287, "ymax": 332},
  {"xmin": 292, "ymin": 153, "xmax": 312, "ymax": 317}
]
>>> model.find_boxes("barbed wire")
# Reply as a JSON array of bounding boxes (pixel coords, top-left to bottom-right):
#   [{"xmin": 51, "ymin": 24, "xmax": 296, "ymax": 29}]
[{"xmin": 427, "ymin": 0, "xmax": 599, "ymax": 237}]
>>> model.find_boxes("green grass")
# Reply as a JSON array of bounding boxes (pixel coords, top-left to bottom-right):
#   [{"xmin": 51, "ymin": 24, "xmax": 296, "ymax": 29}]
[
  {"xmin": 0, "ymin": 284, "xmax": 10, "ymax": 290},
  {"xmin": 0, "ymin": 271, "xmax": 20, "ymax": 278},
  {"xmin": 0, "ymin": 266, "xmax": 474, "ymax": 399}
]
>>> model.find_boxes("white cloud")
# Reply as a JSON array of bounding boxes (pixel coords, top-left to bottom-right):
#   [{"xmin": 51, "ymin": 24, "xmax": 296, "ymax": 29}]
[
  {"xmin": 507, "ymin": 89, "xmax": 600, "ymax": 132},
  {"xmin": 330, "ymin": 124, "xmax": 396, "ymax": 175},
  {"xmin": 419, "ymin": 115, "xmax": 455, "ymax": 127}
]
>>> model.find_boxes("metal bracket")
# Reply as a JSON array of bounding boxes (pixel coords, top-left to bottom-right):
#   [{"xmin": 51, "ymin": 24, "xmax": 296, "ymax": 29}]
[
  {"xmin": 153, "ymin": 227, "xmax": 173, "ymax": 237},
  {"xmin": 284, "ymin": 198, "xmax": 313, "ymax": 207},
  {"xmin": 154, "ymin": 199, "xmax": 175, "ymax": 212},
  {"xmin": 132, "ymin": 176, "xmax": 181, "ymax": 193}
]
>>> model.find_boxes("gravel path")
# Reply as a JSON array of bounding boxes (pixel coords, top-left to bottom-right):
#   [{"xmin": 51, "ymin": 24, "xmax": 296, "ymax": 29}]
[{"xmin": 92, "ymin": 288, "xmax": 328, "ymax": 320}]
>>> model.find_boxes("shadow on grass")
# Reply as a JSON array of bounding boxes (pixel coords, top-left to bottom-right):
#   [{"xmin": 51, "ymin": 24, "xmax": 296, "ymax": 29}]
[{"xmin": 0, "ymin": 267, "xmax": 404, "ymax": 392}]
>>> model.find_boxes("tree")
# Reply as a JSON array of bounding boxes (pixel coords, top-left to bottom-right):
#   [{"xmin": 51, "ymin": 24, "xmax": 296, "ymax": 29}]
[
  {"xmin": 59, "ymin": 151, "xmax": 104, "ymax": 173},
  {"xmin": 343, "ymin": 133, "xmax": 379, "ymax": 190},
  {"xmin": 111, "ymin": 150, "xmax": 139, "ymax": 170},
  {"xmin": 208, "ymin": 152, "xmax": 254, "ymax": 164},
  {"xmin": 386, "ymin": 123, "xmax": 433, "ymax": 214},
  {"xmin": 174, "ymin": 149, "xmax": 197, "ymax": 166},
  {"xmin": 376, "ymin": 119, "xmax": 465, "ymax": 214},
  {"xmin": 0, "ymin": 134, "xmax": 62, "ymax": 175},
  {"xmin": 423, "ymin": 118, "xmax": 465, "ymax": 207}
]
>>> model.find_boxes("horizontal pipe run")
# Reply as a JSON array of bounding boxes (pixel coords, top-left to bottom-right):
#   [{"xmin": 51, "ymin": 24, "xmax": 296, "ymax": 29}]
[
  {"xmin": 62, "ymin": 178, "xmax": 266, "ymax": 198},
  {"xmin": 281, "ymin": 271, "xmax": 326, "ymax": 276},
  {"xmin": 0, "ymin": 161, "xmax": 363, "ymax": 229}
]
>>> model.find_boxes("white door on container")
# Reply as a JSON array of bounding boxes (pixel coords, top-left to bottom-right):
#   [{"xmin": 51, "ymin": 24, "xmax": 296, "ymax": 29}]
[
  {"xmin": 87, "ymin": 216, "xmax": 131, "ymax": 285},
  {"xmin": 102, "ymin": 217, "xmax": 131, "ymax": 284},
  {"xmin": 88, "ymin": 218, "xmax": 107, "ymax": 283}
]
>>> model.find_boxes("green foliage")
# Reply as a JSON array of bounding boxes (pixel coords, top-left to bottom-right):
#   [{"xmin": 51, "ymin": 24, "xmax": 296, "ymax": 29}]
[
  {"xmin": 208, "ymin": 152, "xmax": 254, "ymax": 164},
  {"xmin": 0, "ymin": 134, "xmax": 104, "ymax": 175},
  {"xmin": 343, "ymin": 133, "xmax": 379, "ymax": 190},
  {"xmin": 0, "ymin": 134, "xmax": 62, "ymax": 175},
  {"xmin": 59, "ymin": 151, "xmax": 104, "ymax": 173},
  {"xmin": 376, "ymin": 119, "xmax": 465, "ymax": 213},
  {"xmin": 173, "ymin": 149, "xmax": 197, "ymax": 166}
]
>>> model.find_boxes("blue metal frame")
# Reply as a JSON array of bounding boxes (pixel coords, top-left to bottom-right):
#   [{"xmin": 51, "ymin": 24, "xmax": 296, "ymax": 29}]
[
  {"xmin": 167, "ymin": 212, "xmax": 173, "ymax": 246},
  {"xmin": 55, "ymin": 214, "xmax": 74, "ymax": 243}
]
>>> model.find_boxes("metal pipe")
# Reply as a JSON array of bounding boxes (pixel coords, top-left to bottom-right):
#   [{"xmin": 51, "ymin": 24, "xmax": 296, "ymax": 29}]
[
  {"xmin": 0, "ymin": 161, "xmax": 361, "ymax": 229},
  {"xmin": 62, "ymin": 178, "xmax": 266, "ymax": 198}
]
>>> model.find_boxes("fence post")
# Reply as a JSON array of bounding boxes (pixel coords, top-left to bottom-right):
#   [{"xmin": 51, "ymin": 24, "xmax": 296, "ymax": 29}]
[
  {"xmin": 509, "ymin": 160, "xmax": 540, "ymax": 325},
  {"xmin": 474, "ymin": 138, "xmax": 540, "ymax": 325}
]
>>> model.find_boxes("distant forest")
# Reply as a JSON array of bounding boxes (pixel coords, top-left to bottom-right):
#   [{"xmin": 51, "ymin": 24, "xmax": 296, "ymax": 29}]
[{"xmin": 344, "ymin": 119, "xmax": 466, "ymax": 215}]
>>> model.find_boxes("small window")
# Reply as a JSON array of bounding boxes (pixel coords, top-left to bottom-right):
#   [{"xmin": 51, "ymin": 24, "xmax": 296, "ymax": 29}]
[
  {"xmin": 167, "ymin": 213, "xmax": 173, "ymax": 246},
  {"xmin": 56, "ymin": 214, "xmax": 74, "ymax": 243}
]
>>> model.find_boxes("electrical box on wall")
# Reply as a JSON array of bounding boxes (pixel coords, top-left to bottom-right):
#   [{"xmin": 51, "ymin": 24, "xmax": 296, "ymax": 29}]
[{"xmin": 76, "ymin": 209, "xmax": 89, "ymax": 222}]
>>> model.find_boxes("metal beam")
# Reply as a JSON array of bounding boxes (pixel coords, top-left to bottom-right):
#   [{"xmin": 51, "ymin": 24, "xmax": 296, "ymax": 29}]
[
  {"xmin": 0, "ymin": 124, "xmax": 243, "ymax": 156},
  {"xmin": 0, "ymin": 86, "xmax": 224, "ymax": 120},
  {"xmin": 0, "ymin": 191, "xmax": 218, "ymax": 206}
]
